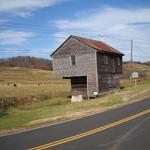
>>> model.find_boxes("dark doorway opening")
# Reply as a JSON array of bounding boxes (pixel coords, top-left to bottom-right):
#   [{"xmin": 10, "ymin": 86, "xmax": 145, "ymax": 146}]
[{"xmin": 70, "ymin": 76, "xmax": 87, "ymax": 97}]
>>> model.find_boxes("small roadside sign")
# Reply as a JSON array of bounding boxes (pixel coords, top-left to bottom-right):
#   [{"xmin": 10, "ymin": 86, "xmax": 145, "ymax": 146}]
[
  {"xmin": 131, "ymin": 72, "xmax": 139, "ymax": 86},
  {"xmin": 132, "ymin": 72, "xmax": 139, "ymax": 79}
]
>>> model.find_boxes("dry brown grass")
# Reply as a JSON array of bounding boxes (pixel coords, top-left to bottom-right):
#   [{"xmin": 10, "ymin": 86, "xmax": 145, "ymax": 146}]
[{"xmin": 0, "ymin": 66, "xmax": 71, "ymax": 98}]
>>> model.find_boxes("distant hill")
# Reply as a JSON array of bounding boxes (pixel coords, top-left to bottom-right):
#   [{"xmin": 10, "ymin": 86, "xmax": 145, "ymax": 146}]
[
  {"xmin": 123, "ymin": 62, "xmax": 150, "ymax": 78},
  {"xmin": 124, "ymin": 61, "xmax": 150, "ymax": 66},
  {"xmin": 0, "ymin": 56, "xmax": 53, "ymax": 70},
  {"xmin": 143, "ymin": 61, "xmax": 150, "ymax": 66}
]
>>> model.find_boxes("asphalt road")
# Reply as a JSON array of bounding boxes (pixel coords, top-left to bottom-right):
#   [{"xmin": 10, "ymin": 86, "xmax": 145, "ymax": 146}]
[{"xmin": 0, "ymin": 97, "xmax": 150, "ymax": 150}]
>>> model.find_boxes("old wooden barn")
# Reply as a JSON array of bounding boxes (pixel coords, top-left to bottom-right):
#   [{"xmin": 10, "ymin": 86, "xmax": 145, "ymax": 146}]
[{"xmin": 51, "ymin": 35, "xmax": 124, "ymax": 101}]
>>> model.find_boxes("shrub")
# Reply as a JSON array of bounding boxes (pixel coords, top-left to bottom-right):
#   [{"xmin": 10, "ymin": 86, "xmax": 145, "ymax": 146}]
[
  {"xmin": 0, "ymin": 96, "xmax": 42, "ymax": 111},
  {"xmin": 0, "ymin": 109, "xmax": 8, "ymax": 118}
]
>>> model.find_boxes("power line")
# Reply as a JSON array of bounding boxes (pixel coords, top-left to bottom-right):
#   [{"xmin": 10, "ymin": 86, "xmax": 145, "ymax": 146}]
[
  {"xmin": 0, "ymin": 22, "xmax": 150, "ymax": 44},
  {"xmin": 130, "ymin": 40, "xmax": 133, "ymax": 74},
  {"xmin": 0, "ymin": 21, "xmax": 149, "ymax": 41}
]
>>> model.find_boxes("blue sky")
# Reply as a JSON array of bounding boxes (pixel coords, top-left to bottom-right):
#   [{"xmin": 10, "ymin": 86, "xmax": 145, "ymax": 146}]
[{"xmin": 0, "ymin": 0, "xmax": 150, "ymax": 61}]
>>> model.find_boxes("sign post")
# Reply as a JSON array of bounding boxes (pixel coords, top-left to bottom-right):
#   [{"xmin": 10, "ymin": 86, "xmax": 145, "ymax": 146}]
[{"xmin": 131, "ymin": 72, "xmax": 139, "ymax": 86}]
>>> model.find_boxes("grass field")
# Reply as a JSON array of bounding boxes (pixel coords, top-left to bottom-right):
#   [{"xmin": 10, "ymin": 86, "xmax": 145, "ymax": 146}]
[
  {"xmin": 123, "ymin": 63, "xmax": 150, "ymax": 78},
  {"xmin": 0, "ymin": 66, "xmax": 150, "ymax": 133},
  {"xmin": 0, "ymin": 67, "xmax": 70, "ymax": 98},
  {"xmin": 123, "ymin": 63, "xmax": 150, "ymax": 71},
  {"xmin": 0, "ymin": 66, "xmax": 55, "ymax": 81}
]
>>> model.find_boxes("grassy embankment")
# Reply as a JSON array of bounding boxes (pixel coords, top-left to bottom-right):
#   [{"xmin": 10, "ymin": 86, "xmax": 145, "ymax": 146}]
[{"xmin": 0, "ymin": 66, "xmax": 149, "ymax": 132}]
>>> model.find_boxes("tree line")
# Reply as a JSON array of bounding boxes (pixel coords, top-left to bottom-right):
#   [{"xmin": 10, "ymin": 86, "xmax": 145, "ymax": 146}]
[{"xmin": 0, "ymin": 56, "xmax": 53, "ymax": 70}]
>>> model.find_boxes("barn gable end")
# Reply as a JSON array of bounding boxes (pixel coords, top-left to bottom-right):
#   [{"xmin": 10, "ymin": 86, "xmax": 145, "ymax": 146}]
[{"xmin": 52, "ymin": 36, "xmax": 98, "ymax": 98}]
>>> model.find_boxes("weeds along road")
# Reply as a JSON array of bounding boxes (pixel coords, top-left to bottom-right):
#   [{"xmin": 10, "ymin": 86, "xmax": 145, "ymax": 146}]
[{"xmin": 0, "ymin": 97, "xmax": 150, "ymax": 150}]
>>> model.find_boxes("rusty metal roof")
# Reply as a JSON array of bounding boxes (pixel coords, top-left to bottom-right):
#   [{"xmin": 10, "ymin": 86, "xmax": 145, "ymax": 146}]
[
  {"xmin": 51, "ymin": 35, "xmax": 124, "ymax": 56},
  {"xmin": 72, "ymin": 35, "xmax": 124, "ymax": 55}
]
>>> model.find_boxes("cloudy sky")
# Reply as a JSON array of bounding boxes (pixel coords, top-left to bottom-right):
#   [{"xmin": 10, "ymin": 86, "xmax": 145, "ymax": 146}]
[{"xmin": 0, "ymin": 0, "xmax": 150, "ymax": 61}]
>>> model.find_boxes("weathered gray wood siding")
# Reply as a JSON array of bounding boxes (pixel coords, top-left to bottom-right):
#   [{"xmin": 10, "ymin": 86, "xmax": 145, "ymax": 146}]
[
  {"xmin": 97, "ymin": 52, "xmax": 122, "ymax": 92},
  {"xmin": 52, "ymin": 37, "xmax": 98, "ymax": 97}
]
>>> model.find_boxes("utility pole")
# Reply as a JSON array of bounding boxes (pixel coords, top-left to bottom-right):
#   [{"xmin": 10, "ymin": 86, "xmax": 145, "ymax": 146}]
[{"xmin": 130, "ymin": 40, "xmax": 133, "ymax": 75}]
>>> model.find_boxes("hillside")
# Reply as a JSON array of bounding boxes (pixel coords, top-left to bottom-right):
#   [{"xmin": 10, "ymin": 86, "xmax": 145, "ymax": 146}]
[
  {"xmin": 0, "ymin": 66, "xmax": 70, "ymax": 98},
  {"xmin": 143, "ymin": 61, "xmax": 150, "ymax": 66},
  {"xmin": 0, "ymin": 56, "xmax": 53, "ymax": 70},
  {"xmin": 0, "ymin": 66, "xmax": 55, "ymax": 82},
  {"xmin": 123, "ymin": 62, "xmax": 150, "ymax": 78}
]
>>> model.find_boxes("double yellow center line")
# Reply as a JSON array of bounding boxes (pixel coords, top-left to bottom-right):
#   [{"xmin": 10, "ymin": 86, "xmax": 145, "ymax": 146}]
[{"xmin": 29, "ymin": 108, "xmax": 150, "ymax": 150}]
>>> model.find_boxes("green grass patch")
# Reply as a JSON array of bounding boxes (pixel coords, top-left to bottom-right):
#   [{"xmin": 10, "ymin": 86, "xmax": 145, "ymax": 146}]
[
  {"xmin": 121, "ymin": 79, "xmax": 150, "ymax": 95},
  {"xmin": 0, "ymin": 94, "xmax": 124, "ymax": 129}
]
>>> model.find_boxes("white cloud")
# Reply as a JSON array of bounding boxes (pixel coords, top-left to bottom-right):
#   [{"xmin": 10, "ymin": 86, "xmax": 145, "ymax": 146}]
[
  {"xmin": 0, "ymin": 30, "xmax": 35, "ymax": 45},
  {"xmin": 53, "ymin": 7, "xmax": 150, "ymax": 61},
  {"xmin": 0, "ymin": 19, "xmax": 9, "ymax": 24},
  {"xmin": 0, "ymin": 0, "xmax": 71, "ymax": 17},
  {"xmin": 52, "ymin": 32, "xmax": 70, "ymax": 43},
  {"xmin": 54, "ymin": 7, "xmax": 150, "ymax": 36}
]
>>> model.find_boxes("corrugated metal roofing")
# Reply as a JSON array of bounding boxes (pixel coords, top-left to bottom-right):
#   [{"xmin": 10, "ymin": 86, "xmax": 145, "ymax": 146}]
[{"xmin": 72, "ymin": 35, "xmax": 124, "ymax": 55}]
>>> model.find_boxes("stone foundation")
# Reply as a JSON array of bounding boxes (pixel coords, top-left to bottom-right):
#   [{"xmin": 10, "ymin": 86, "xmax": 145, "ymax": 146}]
[{"xmin": 71, "ymin": 95, "xmax": 83, "ymax": 102}]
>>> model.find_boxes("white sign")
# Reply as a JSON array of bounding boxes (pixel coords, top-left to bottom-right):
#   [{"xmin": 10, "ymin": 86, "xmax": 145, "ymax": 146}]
[
  {"xmin": 93, "ymin": 92, "xmax": 98, "ymax": 95},
  {"xmin": 132, "ymin": 72, "xmax": 139, "ymax": 79}
]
